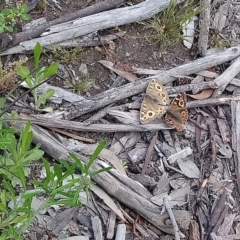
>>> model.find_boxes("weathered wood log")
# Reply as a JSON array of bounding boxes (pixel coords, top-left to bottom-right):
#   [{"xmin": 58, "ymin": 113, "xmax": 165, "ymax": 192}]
[
  {"xmin": 5, "ymin": 116, "xmax": 191, "ymax": 234},
  {"xmin": 0, "ymin": 0, "xmax": 184, "ymax": 55},
  {"xmin": 0, "ymin": 0, "xmax": 125, "ymax": 52}
]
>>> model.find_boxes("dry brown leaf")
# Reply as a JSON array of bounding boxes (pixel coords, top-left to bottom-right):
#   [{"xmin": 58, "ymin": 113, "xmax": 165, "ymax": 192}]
[
  {"xmin": 115, "ymin": 62, "xmax": 133, "ymax": 73},
  {"xmin": 91, "ymin": 185, "xmax": 126, "ymax": 221},
  {"xmin": 187, "ymin": 89, "xmax": 213, "ymax": 100},
  {"xmin": 98, "ymin": 60, "xmax": 137, "ymax": 82},
  {"xmin": 205, "ymin": 67, "xmax": 217, "ymax": 81}
]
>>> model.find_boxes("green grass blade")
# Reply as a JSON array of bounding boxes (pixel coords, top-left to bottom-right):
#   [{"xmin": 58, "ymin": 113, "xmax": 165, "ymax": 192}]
[
  {"xmin": 90, "ymin": 167, "xmax": 112, "ymax": 177},
  {"xmin": 86, "ymin": 141, "xmax": 106, "ymax": 171}
]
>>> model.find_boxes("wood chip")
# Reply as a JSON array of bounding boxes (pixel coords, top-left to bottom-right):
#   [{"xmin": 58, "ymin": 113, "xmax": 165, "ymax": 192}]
[
  {"xmin": 115, "ymin": 224, "xmax": 126, "ymax": 240},
  {"xmin": 91, "ymin": 216, "xmax": 103, "ymax": 240},
  {"xmin": 106, "ymin": 211, "xmax": 116, "ymax": 239}
]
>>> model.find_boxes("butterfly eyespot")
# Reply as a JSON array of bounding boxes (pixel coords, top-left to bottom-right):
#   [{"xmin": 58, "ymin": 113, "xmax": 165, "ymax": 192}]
[
  {"xmin": 176, "ymin": 125, "xmax": 184, "ymax": 131},
  {"xmin": 179, "ymin": 100, "xmax": 184, "ymax": 107},
  {"xmin": 148, "ymin": 112, "xmax": 153, "ymax": 116}
]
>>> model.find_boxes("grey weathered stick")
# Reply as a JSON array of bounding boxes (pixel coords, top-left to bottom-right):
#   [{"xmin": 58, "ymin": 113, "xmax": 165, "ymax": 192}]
[
  {"xmin": 5, "ymin": 32, "xmax": 125, "ymax": 55},
  {"xmin": 163, "ymin": 197, "xmax": 181, "ymax": 240},
  {"xmin": 13, "ymin": 116, "xmax": 171, "ymax": 132},
  {"xmin": 198, "ymin": 0, "xmax": 211, "ymax": 56},
  {"xmin": 231, "ymin": 89, "xmax": 240, "ymax": 195},
  {"xmin": 186, "ymin": 95, "xmax": 240, "ymax": 108},
  {"xmin": 60, "ymin": 45, "xmax": 240, "ymax": 119},
  {"xmin": 212, "ymin": 56, "xmax": 240, "ymax": 97}
]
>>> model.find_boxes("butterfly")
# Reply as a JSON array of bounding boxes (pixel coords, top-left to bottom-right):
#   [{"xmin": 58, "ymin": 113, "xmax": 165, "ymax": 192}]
[{"xmin": 140, "ymin": 78, "xmax": 188, "ymax": 131}]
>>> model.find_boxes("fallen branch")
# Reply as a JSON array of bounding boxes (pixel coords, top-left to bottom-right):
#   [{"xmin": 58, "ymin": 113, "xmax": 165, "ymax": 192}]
[
  {"xmin": 0, "ymin": 0, "xmax": 125, "ymax": 52},
  {"xmin": 163, "ymin": 197, "xmax": 181, "ymax": 240},
  {"xmin": 231, "ymin": 92, "xmax": 240, "ymax": 195},
  {"xmin": 0, "ymin": 0, "xmax": 184, "ymax": 55},
  {"xmin": 5, "ymin": 32, "xmax": 125, "ymax": 55}
]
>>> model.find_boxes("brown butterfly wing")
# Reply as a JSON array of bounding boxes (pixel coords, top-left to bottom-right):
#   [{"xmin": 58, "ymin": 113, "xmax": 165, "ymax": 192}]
[
  {"xmin": 140, "ymin": 97, "xmax": 168, "ymax": 124},
  {"xmin": 145, "ymin": 79, "xmax": 169, "ymax": 105},
  {"xmin": 165, "ymin": 92, "xmax": 188, "ymax": 131},
  {"xmin": 140, "ymin": 79, "xmax": 169, "ymax": 124}
]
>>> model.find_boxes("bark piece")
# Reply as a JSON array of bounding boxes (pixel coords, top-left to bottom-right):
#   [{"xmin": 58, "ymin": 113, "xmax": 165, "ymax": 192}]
[
  {"xmin": 189, "ymin": 220, "xmax": 200, "ymax": 240},
  {"xmin": 216, "ymin": 106, "xmax": 231, "ymax": 143},
  {"xmin": 153, "ymin": 172, "xmax": 170, "ymax": 196},
  {"xmin": 217, "ymin": 213, "xmax": 236, "ymax": 236}
]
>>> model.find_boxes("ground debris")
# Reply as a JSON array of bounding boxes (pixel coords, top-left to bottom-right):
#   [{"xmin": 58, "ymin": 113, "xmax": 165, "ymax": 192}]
[{"xmin": 3, "ymin": 0, "xmax": 240, "ymax": 239}]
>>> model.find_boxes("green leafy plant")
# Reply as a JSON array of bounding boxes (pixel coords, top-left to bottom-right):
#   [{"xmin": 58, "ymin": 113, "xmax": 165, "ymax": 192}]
[
  {"xmin": 0, "ymin": 118, "xmax": 111, "ymax": 240},
  {"xmin": 67, "ymin": 141, "xmax": 112, "ymax": 200},
  {"xmin": 0, "ymin": 120, "xmax": 44, "ymax": 188},
  {"xmin": 0, "ymin": 113, "xmax": 44, "ymax": 238},
  {"xmin": 17, "ymin": 42, "xmax": 59, "ymax": 112},
  {"xmin": 144, "ymin": 0, "xmax": 204, "ymax": 46},
  {"xmin": 0, "ymin": 4, "xmax": 30, "ymax": 33}
]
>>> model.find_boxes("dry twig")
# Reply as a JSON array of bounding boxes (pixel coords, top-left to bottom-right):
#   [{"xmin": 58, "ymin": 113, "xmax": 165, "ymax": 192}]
[{"xmin": 163, "ymin": 197, "xmax": 182, "ymax": 240}]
